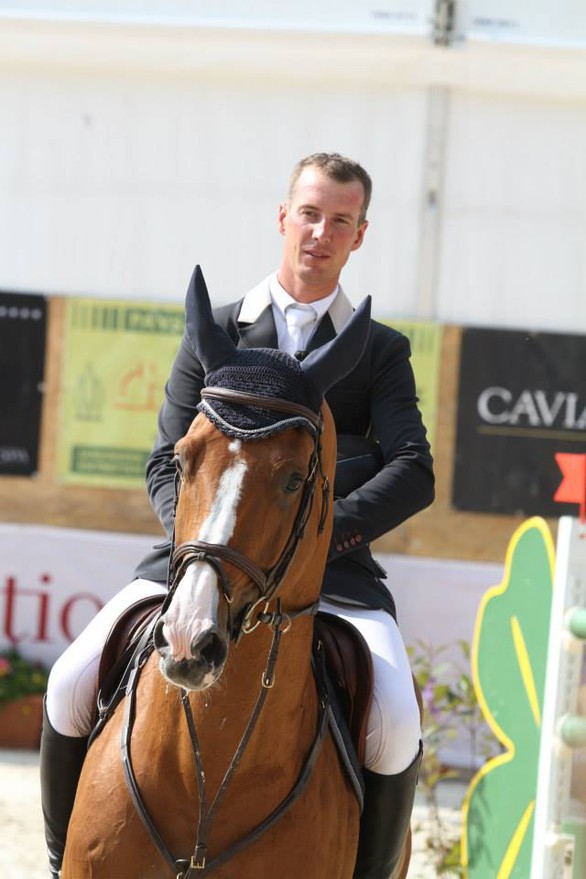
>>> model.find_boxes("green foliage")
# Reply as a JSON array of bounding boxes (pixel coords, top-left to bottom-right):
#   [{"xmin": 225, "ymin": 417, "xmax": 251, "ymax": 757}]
[
  {"xmin": 0, "ymin": 648, "xmax": 49, "ymax": 706},
  {"xmin": 408, "ymin": 639, "xmax": 496, "ymax": 877}
]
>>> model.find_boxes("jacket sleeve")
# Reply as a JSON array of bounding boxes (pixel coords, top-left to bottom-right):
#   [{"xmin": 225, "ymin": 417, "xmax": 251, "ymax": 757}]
[
  {"xmin": 328, "ymin": 328, "xmax": 435, "ymax": 561},
  {"xmin": 145, "ymin": 334, "xmax": 205, "ymax": 537}
]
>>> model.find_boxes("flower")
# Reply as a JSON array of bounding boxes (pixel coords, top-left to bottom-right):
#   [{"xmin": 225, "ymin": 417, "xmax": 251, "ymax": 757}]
[{"xmin": 0, "ymin": 648, "xmax": 49, "ymax": 707}]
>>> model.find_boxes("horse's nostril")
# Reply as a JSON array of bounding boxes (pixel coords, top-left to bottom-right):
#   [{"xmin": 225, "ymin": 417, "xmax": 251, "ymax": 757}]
[
  {"xmin": 153, "ymin": 618, "xmax": 168, "ymax": 651},
  {"xmin": 191, "ymin": 630, "xmax": 226, "ymax": 669}
]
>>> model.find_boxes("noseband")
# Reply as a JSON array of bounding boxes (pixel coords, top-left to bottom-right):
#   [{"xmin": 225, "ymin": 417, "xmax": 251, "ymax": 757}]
[{"xmin": 165, "ymin": 386, "xmax": 330, "ymax": 641}]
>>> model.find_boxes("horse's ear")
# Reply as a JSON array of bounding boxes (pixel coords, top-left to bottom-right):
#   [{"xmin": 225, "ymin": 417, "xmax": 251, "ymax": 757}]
[
  {"xmin": 184, "ymin": 265, "xmax": 237, "ymax": 371},
  {"xmin": 300, "ymin": 296, "xmax": 371, "ymax": 395}
]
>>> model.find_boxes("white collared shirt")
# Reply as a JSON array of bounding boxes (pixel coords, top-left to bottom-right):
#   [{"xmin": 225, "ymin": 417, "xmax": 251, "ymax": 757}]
[{"xmin": 269, "ymin": 275, "xmax": 339, "ymax": 356}]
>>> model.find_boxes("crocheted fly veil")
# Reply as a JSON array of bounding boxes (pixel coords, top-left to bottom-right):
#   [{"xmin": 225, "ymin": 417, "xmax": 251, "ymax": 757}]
[
  {"xmin": 199, "ymin": 348, "xmax": 322, "ymax": 439},
  {"xmin": 184, "ymin": 265, "xmax": 372, "ymax": 436}
]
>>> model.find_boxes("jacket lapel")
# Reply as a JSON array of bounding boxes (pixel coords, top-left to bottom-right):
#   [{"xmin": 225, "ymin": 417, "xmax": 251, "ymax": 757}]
[
  {"xmin": 238, "ymin": 305, "xmax": 278, "ymax": 349},
  {"xmin": 307, "ymin": 312, "xmax": 335, "ymax": 351},
  {"xmin": 235, "ymin": 276, "xmax": 278, "ymax": 349},
  {"xmin": 306, "ymin": 286, "xmax": 354, "ymax": 351}
]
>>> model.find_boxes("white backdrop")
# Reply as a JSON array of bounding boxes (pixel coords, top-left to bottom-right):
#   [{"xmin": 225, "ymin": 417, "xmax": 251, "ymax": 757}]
[{"xmin": 0, "ymin": 1, "xmax": 434, "ymax": 35}]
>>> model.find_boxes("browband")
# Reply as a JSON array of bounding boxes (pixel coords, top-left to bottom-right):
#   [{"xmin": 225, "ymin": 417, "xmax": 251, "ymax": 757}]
[{"xmin": 200, "ymin": 386, "xmax": 322, "ymax": 432}]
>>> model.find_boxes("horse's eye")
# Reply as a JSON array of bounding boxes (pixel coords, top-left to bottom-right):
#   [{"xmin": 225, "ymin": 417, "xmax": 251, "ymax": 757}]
[{"xmin": 285, "ymin": 473, "xmax": 304, "ymax": 493}]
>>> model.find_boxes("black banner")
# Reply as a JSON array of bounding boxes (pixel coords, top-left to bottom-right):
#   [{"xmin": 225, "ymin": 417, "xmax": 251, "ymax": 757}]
[
  {"xmin": 452, "ymin": 328, "xmax": 586, "ymax": 516},
  {"xmin": 0, "ymin": 292, "xmax": 47, "ymax": 475}
]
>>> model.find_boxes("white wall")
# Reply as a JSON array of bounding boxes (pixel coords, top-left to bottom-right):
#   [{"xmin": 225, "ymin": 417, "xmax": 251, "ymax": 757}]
[
  {"xmin": 0, "ymin": 14, "xmax": 585, "ymax": 331},
  {"xmin": 438, "ymin": 91, "xmax": 586, "ymax": 332},
  {"xmin": 0, "ymin": 67, "xmax": 428, "ymax": 313}
]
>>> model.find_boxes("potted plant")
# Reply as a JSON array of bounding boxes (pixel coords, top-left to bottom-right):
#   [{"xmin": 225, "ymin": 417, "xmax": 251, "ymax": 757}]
[{"xmin": 0, "ymin": 647, "xmax": 49, "ymax": 749}]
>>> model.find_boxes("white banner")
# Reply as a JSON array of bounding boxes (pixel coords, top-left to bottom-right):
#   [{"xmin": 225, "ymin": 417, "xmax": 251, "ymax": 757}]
[{"xmin": 0, "ymin": 523, "xmax": 155, "ymax": 667}]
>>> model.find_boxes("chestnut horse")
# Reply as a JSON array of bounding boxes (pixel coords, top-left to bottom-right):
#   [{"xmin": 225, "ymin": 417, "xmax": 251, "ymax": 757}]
[{"xmin": 63, "ymin": 268, "xmax": 412, "ymax": 878}]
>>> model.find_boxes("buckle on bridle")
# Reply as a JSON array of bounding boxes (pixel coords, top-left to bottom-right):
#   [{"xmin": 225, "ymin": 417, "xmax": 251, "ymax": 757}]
[{"xmin": 240, "ymin": 597, "xmax": 270, "ymax": 637}]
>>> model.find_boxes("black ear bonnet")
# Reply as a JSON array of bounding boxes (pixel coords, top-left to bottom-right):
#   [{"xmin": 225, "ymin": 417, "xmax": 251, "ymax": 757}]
[
  {"xmin": 185, "ymin": 264, "xmax": 371, "ymax": 440},
  {"xmin": 198, "ymin": 348, "xmax": 322, "ymax": 439}
]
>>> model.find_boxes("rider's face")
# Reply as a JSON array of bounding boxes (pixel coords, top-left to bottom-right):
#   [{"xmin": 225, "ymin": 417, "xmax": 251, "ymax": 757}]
[{"xmin": 277, "ymin": 167, "xmax": 368, "ymax": 302}]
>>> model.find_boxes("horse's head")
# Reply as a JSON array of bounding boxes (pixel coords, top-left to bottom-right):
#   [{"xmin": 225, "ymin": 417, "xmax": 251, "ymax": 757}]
[{"xmin": 154, "ymin": 267, "xmax": 371, "ymax": 692}]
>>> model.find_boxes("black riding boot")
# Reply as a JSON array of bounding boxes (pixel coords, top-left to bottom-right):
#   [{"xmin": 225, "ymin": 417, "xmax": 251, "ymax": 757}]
[
  {"xmin": 39, "ymin": 698, "xmax": 89, "ymax": 878},
  {"xmin": 353, "ymin": 742, "xmax": 423, "ymax": 879}
]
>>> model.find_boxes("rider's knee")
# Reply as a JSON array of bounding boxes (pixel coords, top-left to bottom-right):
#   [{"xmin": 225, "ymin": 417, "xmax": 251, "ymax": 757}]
[
  {"xmin": 46, "ymin": 650, "xmax": 97, "ymax": 738},
  {"xmin": 365, "ymin": 685, "xmax": 421, "ymax": 775}
]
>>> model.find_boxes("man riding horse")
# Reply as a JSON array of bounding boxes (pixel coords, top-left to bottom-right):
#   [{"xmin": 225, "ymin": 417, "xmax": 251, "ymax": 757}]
[{"xmin": 41, "ymin": 152, "xmax": 434, "ymax": 878}]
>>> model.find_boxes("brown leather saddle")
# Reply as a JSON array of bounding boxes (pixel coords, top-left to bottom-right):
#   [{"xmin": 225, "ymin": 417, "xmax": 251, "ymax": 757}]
[
  {"xmin": 315, "ymin": 610, "xmax": 373, "ymax": 768},
  {"xmin": 93, "ymin": 594, "xmax": 164, "ymax": 731}
]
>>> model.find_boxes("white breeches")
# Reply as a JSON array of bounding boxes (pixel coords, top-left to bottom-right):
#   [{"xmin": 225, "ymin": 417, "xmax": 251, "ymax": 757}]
[
  {"xmin": 46, "ymin": 581, "xmax": 420, "ymax": 777},
  {"xmin": 46, "ymin": 579, "xmax": 168, "ymax": 739},
  {"xmin": 320, "ymin": 598, "xmax": 421, "ymax": 775}
]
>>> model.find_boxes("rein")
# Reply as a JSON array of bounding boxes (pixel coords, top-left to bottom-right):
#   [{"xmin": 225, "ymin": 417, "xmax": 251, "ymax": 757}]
[{"xmin": 122, "ymin": 387, "xmax": 332, "ymax": 877}]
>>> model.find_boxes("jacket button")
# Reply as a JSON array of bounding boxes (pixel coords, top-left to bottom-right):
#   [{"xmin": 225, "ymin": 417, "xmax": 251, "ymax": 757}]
[
  {"xmin": 343, "ymin": 540, "xmax": 350, "ymax": 549},
  {"xmin": 355, "ymin": 534, "xmax": 362, "ymax": 543},
  {"xmin": 336, "ymin": 544, "xmax": 343, "ymax": 552}
]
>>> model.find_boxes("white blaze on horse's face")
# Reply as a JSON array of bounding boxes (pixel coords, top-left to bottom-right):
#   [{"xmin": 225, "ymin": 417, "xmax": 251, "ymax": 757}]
[{"xmin": 160, "ymin": 440, "xmax": 247, "ymax": 682}]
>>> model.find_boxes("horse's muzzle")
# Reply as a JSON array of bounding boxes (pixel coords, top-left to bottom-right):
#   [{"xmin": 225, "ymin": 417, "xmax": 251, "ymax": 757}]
[{"xmin": 154, "ymin": 618, "xmax": 228, "ymax": 691}]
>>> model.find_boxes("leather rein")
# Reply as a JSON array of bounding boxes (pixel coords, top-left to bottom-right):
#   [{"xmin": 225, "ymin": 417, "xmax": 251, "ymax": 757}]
[{"xmin": 121, "ymin": 386, "xmax": 332, "ymax": 878}]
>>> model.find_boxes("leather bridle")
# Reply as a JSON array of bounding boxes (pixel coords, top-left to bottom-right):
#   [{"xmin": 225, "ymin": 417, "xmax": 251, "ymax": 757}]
[
  {"xmin": 165, "ymin": 386, "xmax": 331, "ymax": 641},
  {"xmin": 122, "ymin": 386, "xmax": 333, "ymax": 878}
]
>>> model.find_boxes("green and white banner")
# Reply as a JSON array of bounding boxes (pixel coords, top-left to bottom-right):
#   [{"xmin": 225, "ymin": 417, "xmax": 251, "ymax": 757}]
[
  {"xmin": 58, "ymin": 298, "xmax": 184, "ymax": 488},
  {"xmin": 382, "ymin": 319, "xmax": 441, "ymax": 453}
]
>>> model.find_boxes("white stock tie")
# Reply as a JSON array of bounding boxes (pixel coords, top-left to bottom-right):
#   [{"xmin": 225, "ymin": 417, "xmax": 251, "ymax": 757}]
[{"xmin": 284, "ymin": 304, "xmax": 318, "ymax": 357}]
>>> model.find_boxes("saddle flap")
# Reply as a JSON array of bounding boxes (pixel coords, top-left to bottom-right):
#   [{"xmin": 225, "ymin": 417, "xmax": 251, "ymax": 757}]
[
  {"xmin": 315, "ymin": 610, "xmax": 374, "ymax": 766},
  {"xmin": 98, "ymin": 594, "xmax": 164, "ymax": 705}
]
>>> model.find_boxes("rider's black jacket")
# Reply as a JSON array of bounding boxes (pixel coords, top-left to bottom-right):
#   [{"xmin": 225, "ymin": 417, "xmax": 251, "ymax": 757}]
[{"xmin": 134, "ymin": 279, "xmax": 434, "ymax": 619}]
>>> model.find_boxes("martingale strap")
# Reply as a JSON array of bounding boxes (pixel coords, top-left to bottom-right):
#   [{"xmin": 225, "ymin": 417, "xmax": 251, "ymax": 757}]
[
  {"xmin": 120, "ymin": 610, "xmax": 330, "ymax": 878},
  {"xmin": 176, "ymin": 633, "xmax": 330, "ymax": 878}
]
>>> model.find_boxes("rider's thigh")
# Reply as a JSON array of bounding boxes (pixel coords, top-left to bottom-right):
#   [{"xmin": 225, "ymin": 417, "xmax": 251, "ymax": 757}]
[
  {"xmin": 46, "ymin": 578, "xmax": 166, "ymax": 737},
  {"xmin": 319, "ymin": 599, "xmax": 421, "ymax": 775}
]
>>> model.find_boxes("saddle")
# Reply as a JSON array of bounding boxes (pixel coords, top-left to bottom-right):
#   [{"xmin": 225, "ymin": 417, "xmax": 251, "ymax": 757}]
[
  {"xmin": 91, "ymin": 594, "xmax": 163, "ymax": 738},
  {"xmin": 314, "ymin": 611, "xmax": 373, "ymax": 807},
  {"xmin": 92, "ymin": 599, "xmax": 373, "ymax": 806}
]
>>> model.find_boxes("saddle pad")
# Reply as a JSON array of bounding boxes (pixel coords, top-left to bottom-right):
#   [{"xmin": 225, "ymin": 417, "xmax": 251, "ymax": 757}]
[{"xmin": 314, "ymin": 610, "xmax": 373, "ymax": 766}]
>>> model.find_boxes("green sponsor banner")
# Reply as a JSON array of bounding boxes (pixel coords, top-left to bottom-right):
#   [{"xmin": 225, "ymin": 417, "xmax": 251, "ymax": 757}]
[
  {"xmin": 58, "ymin": 298, "xmax": 184, "ymax": 488},
  {"xmin": 380, "ymin": 319, "xmax": 441, "ymax": 452}
]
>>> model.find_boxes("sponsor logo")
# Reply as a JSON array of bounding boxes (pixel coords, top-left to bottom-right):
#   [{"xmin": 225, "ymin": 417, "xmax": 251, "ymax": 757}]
[{"xmin": 476, "ymin": 388, "xmax": 586, "ymax": 437}]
